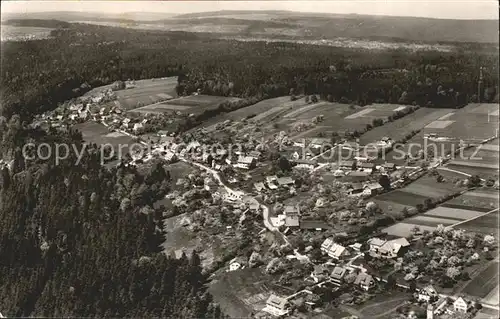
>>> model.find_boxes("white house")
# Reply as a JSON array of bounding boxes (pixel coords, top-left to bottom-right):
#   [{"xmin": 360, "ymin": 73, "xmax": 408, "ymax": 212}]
[
  {"xmin": 228, "ymin": 257, "xmax": 247, "ymax": 272},
  {"xmin": 418, "ymin": 285, "xmax": 439, "ymax": 303},
  {"xmin": 453, "ymin": 297, "xmax": 470, "ymax": 313},
  {"xmin": 321, "ymin": 238, "xmax": 350, "ymax": 259},
  {"xmin": 263, "ymin": 294, "xmax": 290, "ymax": 317},
  {"xmin": 234, "ymin": 156, "xmax": 256, "ymax": 170},
  {"xmin": 133, "ymin": 122, "xmax": 144, "ymax": 132},
  {"xmin": 368, "ymin": 237, "xmax": 410, "ymax": 258}
]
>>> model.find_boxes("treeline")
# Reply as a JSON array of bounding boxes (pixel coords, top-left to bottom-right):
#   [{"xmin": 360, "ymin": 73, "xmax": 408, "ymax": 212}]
[
  {"xmin": 0, "ymin": 117, "xmax": 225, "ymax": 318},
  {"xmin": 1, "ymin": 23, "xmax": 498, "ymax": 124}
]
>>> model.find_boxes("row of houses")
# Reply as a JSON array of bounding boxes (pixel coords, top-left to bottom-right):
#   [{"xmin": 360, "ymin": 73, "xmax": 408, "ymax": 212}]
[{"xmin": 254, "ymin": 175, "xmax": 295, "ymax": 192}]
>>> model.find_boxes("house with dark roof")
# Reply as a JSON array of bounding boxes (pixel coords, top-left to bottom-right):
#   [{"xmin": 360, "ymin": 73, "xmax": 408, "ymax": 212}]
[
  {"xmin": 277, "ymin": 176, "xmax": 295, "ymax": 187},
  {"xmin": 354, "ymin": 273, "xmax": 375, "ymax": 291}
]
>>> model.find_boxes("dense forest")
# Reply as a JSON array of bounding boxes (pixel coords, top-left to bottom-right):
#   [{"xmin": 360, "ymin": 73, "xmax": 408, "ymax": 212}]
[
  {"xmin": 0, "ymin": 21, "xmax": 498, "ymax": 317},
  {"xmin": 0, "ymin": 116, "xmax": 225, "ymax": 317},
  {"xmin": 1, "ymin": 22, "xmax": 498, "ymax": 123}
]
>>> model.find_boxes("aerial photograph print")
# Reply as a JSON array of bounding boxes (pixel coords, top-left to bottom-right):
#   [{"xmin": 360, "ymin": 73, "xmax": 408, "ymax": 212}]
[{"xmin": 0, "ymin": 0, "xmax": 499, "ymax": 318}]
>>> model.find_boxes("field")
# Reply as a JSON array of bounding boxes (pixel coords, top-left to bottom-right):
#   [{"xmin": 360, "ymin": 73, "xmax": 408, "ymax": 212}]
[
  {"xmin": 208, "ymin": 268, "xmax": 274, "ymax": 318},
  {"xmin": 422, "ymin": 103, "xmax": 499, "ymax": 141},
  {"xmin": 383, "ymin": 188, "xmax": 498, "ymax": 237},
  {"xmin": 358, "ymin": 108, "xmax": 452, "ymax": 145},
  {"xmin": 86, "ymin": 77, "xmax": 178, "ymax": 110},
  {"xmin": 463, "ymin": 262, "xmax": 499, "ymax": 304},
  {"xmin": 456, "ymin": 209, "xmax": 499, "ymax": 235},
  {"xmin": 129, "ymin": 94, "xmax": 241, "ymax": 115},
  {"xmin": 74, "ymin": 121, "xmax": 139, "ymax": 156}
]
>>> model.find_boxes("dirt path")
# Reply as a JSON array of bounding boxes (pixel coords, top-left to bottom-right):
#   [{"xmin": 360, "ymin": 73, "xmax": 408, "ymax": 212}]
[{"xmin": 340, "ymin": 304, "xmax": 365, "ymax": 318}]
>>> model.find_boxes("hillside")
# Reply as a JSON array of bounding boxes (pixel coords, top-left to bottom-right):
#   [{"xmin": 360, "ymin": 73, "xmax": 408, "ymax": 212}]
[{"xmin": 3, "ymin": 10, "xmax": 498, "ymax": 43}]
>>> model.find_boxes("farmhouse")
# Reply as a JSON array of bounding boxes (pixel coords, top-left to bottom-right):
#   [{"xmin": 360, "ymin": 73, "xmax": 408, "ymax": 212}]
[
  {"xmin": 321, "ymin": 238, "xmax": 350, "ymax": 259},
  {"xmin": 263, "ymin": 294, "xmax": 290, "ymax": 317},
  {"xmin": 284, "ymin": 205, "xmax": 300, "ymax": 227},
  {"xmin": 254, "ymin": 182, "xmax": 266, "ymax": 192},
  {"xmin": 417, "ymin": 285, "xmax": 439, "ymax": 303},
  {"xmin": 368, "ymin": 237, "xmax": 410, "ymax": 258},
  {"xmin": 234, "ymin": 156, "xmax": 256, "ymax": 170},
  {"xmin": 453, "ymin": 297, "xmax": 470, "ymax": 313},
  {"xmin": 354, "ymin": 272, "xmax": 375, "ymax": 291},
  {"xmin": 358, "ymin": 162, "xmax": 376, "ymax": 172},
  {"xmin": 330, "ymin": 266, "xmax": 348, "ymax": 286},
  {"xmin": 362, "ymin": 182, "xmax": 384, "ymax": 196}
]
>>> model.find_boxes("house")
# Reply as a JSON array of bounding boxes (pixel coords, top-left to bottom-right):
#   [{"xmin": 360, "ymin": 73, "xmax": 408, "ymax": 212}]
[
  {"xmin": 228, "ymin": 257, "xmax": 247, "ymax": 272},
  {"xmin": 383, "ymin": 162, "xmax": 397, "ymax": 171},
  {"xmin": 340, "ymin": 160, "xmax": 355, "ymax": 169},
  {"xmin": 248, "ymin": 150, "xmax": 262, "ymax": 159},
  {"xmin": 368, "ymin": 237, "xmax": 410, "ymax": 258},
  {"xmin": 283, "ymin": 205, "xmax": 300, "ymax": 227},
  {"xmin": 133, "ymin": 123, "xmax": 144, "ymax": 132},
  {"xmin": 453, "ymin": 297, "xmax": 470, "ymax": 313},
  {"xmin": 277, "ymin": 176, "xmax": 294, "ymax": 187},
  {"xmin": 358, "ymin": 162, "xmax": 375, "ymax": 171},
  {"xmin": 433, "ymin": 298, "xmax": 448, "ymax": 315},
  {"xmin": 330, "ymin": 266, "xmax": 348, "ymax": 286},
  {"xmin": 310, "ymin": 138, "xmax": 330, "ymax": 149},
  {"xmin": 354, "ymin": 272, "xmax": 375, "ymax": 291},
  {"xmin": 349, "ymin": 243, "xmax": 363, "ymax": 252},
  {"xmin": 320, "ymin": 238, "xmax": 350, "ymax": 259},
  {"xmin": 293, "ymin": 159, "xmax": 317, "ymax": 170},
  {"xmin": 263, "ymin": 294, "xmax": 290, "ymax": 317},
  {"xmin": 418, "ymin": 285, "xmax": 439, "ymax": 303},
  {"xmin": 362, "ymin": 182, "xmax": 384, "ymax": 196},
  {"xmin": 234, "ymin": 156, "xmax": 256, "ymax": 170},
  {"xmin": 164, "ymin": 152, "xmax": 178, "ymax": 163},
  {"xmin": 254, "ymin": 182, "xmax": 266, "ymax": 192},
  {"xmin": 347, "ymin": 182, "xmax": 365, "ymax": 196}
]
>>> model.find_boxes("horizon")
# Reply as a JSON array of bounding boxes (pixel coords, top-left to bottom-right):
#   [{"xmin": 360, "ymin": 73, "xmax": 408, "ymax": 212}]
[{"xmin": 2, "ymin": 1, "xmax": 499, "ymax": 20}]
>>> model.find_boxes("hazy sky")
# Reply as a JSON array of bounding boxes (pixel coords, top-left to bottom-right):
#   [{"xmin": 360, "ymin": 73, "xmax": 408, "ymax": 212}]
[{"xmin": 2, "ymin": 0, "xmax": 499, "ymax": 20}]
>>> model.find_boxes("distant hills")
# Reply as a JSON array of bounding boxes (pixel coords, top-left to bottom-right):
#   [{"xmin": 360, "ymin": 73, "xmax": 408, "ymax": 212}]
[{"xmin": 2, "ymin": 10, "xmax": 498, "ymax": 43}]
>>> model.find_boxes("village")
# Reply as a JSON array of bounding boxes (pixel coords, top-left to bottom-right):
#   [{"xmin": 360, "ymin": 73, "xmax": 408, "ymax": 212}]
[{"xmin": 25, "ymin": 79, "xmax": 500, "ymax": 319}]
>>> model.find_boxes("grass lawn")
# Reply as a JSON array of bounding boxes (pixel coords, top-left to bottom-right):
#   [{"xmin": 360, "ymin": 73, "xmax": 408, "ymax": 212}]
[{"xmin": 375, "ymin": 190, "xmax": 429, "ymax": 207}]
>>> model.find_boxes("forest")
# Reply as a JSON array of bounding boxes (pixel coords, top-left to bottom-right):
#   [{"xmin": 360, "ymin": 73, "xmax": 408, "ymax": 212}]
[
  {"xmin": 1, "ymin": 22, "xmax": 498, "ymax": 123},
  {"xmin": 0, "ymin": 21, "xmax": 498, "ymax": 317}
]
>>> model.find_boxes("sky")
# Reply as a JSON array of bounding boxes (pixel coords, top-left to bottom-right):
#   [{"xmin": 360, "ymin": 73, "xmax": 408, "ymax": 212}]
[{"xmin": 2, "ymin": 0, "xmax": 499, "ymax": 20}]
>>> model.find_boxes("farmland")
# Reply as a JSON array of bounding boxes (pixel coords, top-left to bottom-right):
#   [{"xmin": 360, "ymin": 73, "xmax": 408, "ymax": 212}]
[
  {"xmin": 443, "ymin": 189, "xmax": 499, "ymax": 211},
  {"xmin": 358, "ymin": 108, "xmax": 452, "ymax": 145},
  {"xmin": 456, "ymin": 209, "xmax": 500, "ymax": 235},
  {"xmin": 463, "ymin": 261, "xmax": 499, "ymax": 303},
  {"xmin": 86, "ymin": 77, "xmax": 178, "ymax": 110},
  {"xmin": 130, "ymin": 94, "xmax": 242, "ymax": 115},
  {"xmin": 422, "ymin": 103, "xmax": 499, "ymax": 141}
]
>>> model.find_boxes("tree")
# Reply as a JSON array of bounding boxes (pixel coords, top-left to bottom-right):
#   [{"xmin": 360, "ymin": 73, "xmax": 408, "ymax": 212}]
[
  {"xmin": 378, "ymin": 174, "xmax": 391, "ymax": 191},
  {"xmin": 311, "ymin": 95, "xmax": 318, "ymax": 103}
]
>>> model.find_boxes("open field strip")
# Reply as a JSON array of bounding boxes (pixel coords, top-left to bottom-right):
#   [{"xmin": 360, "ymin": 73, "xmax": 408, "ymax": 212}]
[
  {"xmin": 480, "ymin": 144, "xmax": 500, "ymax": 152},
  {"xmin": 383, "ymin": 223, "xmax": 436, "ymax": 237},
  {"xmin": 283, "ymin": 101, "xmax": 326, "ymax": 118},
  {"xmin": 345, "ymin": 108, "xmax": 375, "ymax": 119},
  {"xmin": 448, "ymin": 208, "xmax": 499, "ymax": 228},
  {"xmin": 448, "ymin": 160, "xmax": 499, "ymax": 169},
  {"xmin": 424, "ymin": 120, "xmax": 455, "ymax": 129},
  {"xmin": 425, "ymin": 206, "xmax": 488, "ymax": 220},
  {"xmin": 467, "ymin": 191, "xmax": 500, "ymax": 200},
  {"xmin": 408, "ymin": 215, "xmax": 462, "ymax": 226},
  {"xmin": 483, "ymin": 284, "xmax": 500, "ymax": 306},
  {"xmin": 463, "ymin": 261, "xmax": 499, "ymax": 301},
  {"xmin": 437, "ymin": 112, "xmax": 455, "ymax": 120}
]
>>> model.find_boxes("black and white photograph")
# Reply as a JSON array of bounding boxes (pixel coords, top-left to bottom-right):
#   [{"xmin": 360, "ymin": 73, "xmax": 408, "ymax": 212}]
[{"xmin": 0, "ymin": 1, "xmax": 499, "ymax": 318}]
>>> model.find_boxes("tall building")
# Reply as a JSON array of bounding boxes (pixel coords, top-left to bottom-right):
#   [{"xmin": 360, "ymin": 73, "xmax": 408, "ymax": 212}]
[{"xmin": 427, "ymin": 303, "xmax": 434, "ymax": 319}]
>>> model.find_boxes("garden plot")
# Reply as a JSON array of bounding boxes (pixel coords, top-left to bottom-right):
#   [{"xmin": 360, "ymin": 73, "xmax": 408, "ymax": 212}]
[
  {"xmin": 383, "ymin": 222, "xmax": 436, "ymax": 237},
  {"xmin": 424, "ymin": 206, "xmax": 486, "ymax": 220},
  {"xmin": 407, "ymin": 215, "xmax": 462, "ymax": 227},
  {"xmin": 463, "ymin": 262, "xmax": 499, "ymax": 302},
  {"xmin": 359, "ymin": 108, "xmax": 452, "ymax": 145}
]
